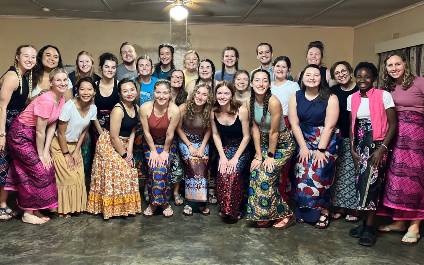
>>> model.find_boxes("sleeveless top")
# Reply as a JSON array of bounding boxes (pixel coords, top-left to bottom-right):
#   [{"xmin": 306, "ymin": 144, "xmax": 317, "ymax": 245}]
[
  {"xmin": 215, "ymin": 113, "xmax": 243, "ymax": 145},
  {"xmin": 182, "ymin": 113, "xmax": 207, "ymax": 137},
  {"xmin": 116, "ymin": 102, "xmax": 138, "ymax": 137},
  {"xmin": 253, "ymin": 102, "xmax": 286, "ymax": 133},
  {"xmin": 95, "ymin": 79, "xmax": 120, "ymax": 112},
  {"xmin": 296, "ymin": 90, "xmax": 328, "ymax": 127},
  {"xmin": 1, "ymin": 66, "xmax": 30, "ymax": 112},
  {"xmin": 297, "ymin": 66, "xmax": 329, "ymax": 88},
  {"xmin": 148, "ymin": 104, "xmax": 170, "ymax": 145}
]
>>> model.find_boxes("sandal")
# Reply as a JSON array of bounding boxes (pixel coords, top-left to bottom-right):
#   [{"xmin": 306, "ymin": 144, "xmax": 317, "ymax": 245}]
[
  {"xmin": 401, "ymin": 231, "xmax": 421, "ymax": 245},
  {"xmin": 174, "ymin": 194, "xmax": 184, "ymax": 206},
  {"xmin": 182, "ymin": 205, "xmax": 193, "ymax": 216},
  {"xmin": 254, "ymin": 221, "xmax": 272, "ymax": 228},
  {"xmin": 273, "ymin": 215, "xmax": 295, "ymax": 230},
  {"xmin": 200, "ymin": 207, "xmax": 210, "ymax": 216},
  {"xmin": 33, "ymin": 210, "xmax": 50, "ymax": 221},
  {"xmin": 22, "ymin": 212, "xmax": 48, "ymax": 225},
  {"xmin": 345, "ymin": 214, "xmax": 359, "ymax": 222},
  {"xmin": 143, "ymin": 205, "xmax": 155, "ymax": 217},
  {"xmin": 378, "ymin": 223, "xmax": 407, "ymax": 233},
  {"xmin": 0, "ymin": 207, "xmax": 13, "ymax": 221},
  {"xmin": 331, "ymin": 212, "xmax": 344, "ymax": 220},
  {"xmin": 314, "ymin": 212, "xmax": 330, "ymax": 229},
  {"xmin": 162, "ymin": 205, "xmax": 174, "ymax": 218}
]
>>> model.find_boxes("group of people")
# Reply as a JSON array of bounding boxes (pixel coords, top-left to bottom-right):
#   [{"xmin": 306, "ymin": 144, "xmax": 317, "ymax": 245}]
[{"xmin": 0, "ymin": 40, "xmax": 423, "ymax": 248}]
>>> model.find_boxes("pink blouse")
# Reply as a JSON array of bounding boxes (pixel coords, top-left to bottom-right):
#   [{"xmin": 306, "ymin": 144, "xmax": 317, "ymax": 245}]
[
  {"xmin": 18, "ymin": 91, "xmax": 65, "ymax": 126},
  {"xmin": 391, "ymin": 76, "xmax": 424, "ymax": 114}
]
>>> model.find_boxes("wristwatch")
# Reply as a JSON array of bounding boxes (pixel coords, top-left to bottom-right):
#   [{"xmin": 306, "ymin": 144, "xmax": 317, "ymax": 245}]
[
  {"xmin": 317, "ymin": 148, "xmax": 326, "ymax": 153},
  {"xmin": 267, "ymin": 152, "xmax": 274, "ymax": 158}
]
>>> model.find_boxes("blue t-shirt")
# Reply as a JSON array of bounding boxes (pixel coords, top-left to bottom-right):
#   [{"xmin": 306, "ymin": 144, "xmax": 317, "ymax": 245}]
[
  {"xmin": 137, "ymin": 76, "xmax": 158, "ymax": 105},
  {"xmin": 214, "ymin": 70, "xmax": 235, "ymax": 82}
]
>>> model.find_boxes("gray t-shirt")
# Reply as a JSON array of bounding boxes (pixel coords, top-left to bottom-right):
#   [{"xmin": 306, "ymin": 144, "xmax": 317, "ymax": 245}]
[{"xmin": 116, "ymin": 64, "xmax": 138, "ymax": 82}]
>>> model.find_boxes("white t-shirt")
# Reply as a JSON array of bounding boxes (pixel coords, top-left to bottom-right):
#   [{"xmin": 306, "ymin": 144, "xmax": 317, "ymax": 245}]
[
  {"xmin": 347, "ymin": 90, "xmax": 394, "ymax": 119},
  {"xmin": 271, "ymin": 80, "xmax": 300, "ymax": 116},
  {"xmin": 59, "ymin": 100, "xmax": 97, "ymax": 142}
]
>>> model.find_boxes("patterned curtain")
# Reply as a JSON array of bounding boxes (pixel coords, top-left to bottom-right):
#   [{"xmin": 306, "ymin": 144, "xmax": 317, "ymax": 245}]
[{"xmin": 377, "ymin": 44, "xmax": 423, "ymax": 88}]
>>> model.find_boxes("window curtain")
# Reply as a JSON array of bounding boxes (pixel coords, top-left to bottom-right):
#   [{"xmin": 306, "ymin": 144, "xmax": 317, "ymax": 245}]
[{"xmin": 377, "ymin": 44, "xmax": 423, "ymax": 88}]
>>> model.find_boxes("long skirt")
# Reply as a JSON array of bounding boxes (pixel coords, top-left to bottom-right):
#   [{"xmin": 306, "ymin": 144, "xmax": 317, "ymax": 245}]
[
  {"xmin": 87, "ymin": 132, "xmax": 141, "ymax": 219},
  {"xmin": 294, "ymin": 125, "xmax": 338, "ymax": 223},
  {"xmin": 134, "ymin": 125, "xmax": 147, "ymax": 180},
  {"xmin": 216, "ymin": 138, "xmax": 250, "ymax": 219},
  {"xmin": 379, "ymin": 111, "xmax": 424, "ymax": 220},
  {"xmin": 178, "ymin": 132, "xmax": 208, "ymax": 205},
  {"xmin": 355, "ymin": 119, "xmax": 386, "ymax": 211},
  {"xmin": 0, "ymin": 109, "xmax": 20, "ymax": 187},
  {"xmin": 331, "ymin": 137, "xmax": 358, "ymax": 209},
  {"xmin": 170, "ymin": 137, "xmax": 184, "ymax": 185},
  {"xmin": 81, "ymin": 130, "xmax": 93, "ymax": 189},
  {"xmin": 4, "ymin": 119, "xmax": 58, "ymax": 210},
  {"xmin": 51, "ymin": 137, "xmax": 87, "ymax": 214},
  {"xmin": 246, "ymin": 129, "xmax": 295, "ymax": 222}
]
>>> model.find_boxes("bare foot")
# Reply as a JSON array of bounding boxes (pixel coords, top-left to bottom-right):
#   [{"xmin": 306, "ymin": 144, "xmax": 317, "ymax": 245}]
[
  {"xmin": 33, "ymin": 210, "xmax": 50, "ymax": 221},
  {"xmin": 22, "ymin": 213, "xmax": 48, "ymax": 225}
]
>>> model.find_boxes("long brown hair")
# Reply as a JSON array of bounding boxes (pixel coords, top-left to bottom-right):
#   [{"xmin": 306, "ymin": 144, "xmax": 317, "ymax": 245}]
[
  {"xmin": 213, "ymin": 81, "xmax": 240, "ymax": 115},
  {"xmin": 382, "ymin": 52, "xmax": 415, "ymax": 91},
  {"xmin": 75, "ymin": 51, "xmax": 95, "ymax": 83},
  {"xmin": 185, "ymin": 83, "xmax": 213, "ymax": 128}
]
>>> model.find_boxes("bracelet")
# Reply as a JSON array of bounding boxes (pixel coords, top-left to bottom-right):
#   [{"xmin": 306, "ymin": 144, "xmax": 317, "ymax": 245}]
[
  {"xmin": 62, "ymin": 151, "xmax": 70, "ymax": 155},
  {"xmin": 381, "ymin": 143, "xmax": 388, "ymax": 151},
  {"xmin": 0, "ymin": 132, "xmax": 6, "ymax": 137},
  {"xmin": 121, "ymin": 152, "xmax": 128, "ymax": 158}
]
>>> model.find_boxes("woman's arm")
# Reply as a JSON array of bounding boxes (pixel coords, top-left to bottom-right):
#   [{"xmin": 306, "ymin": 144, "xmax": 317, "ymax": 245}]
[
  {"xmin": 210, "ymin": 111, "xmax": 226, "ymax": 159},
  {"xmin": 140, "ymin": 103, "xmax": 157, "ymax": 152},
  {"xmin": 317, "ymin": 95, "xmax": 339, "ymax": 150},
  {"xmin": 371, "ymin": 107, "xmax": 397, "ymax": 167},
  {"xmin": 199, "ymin": 127, "xmax": 211, "ymax": 156},
  {"xmin": 288, "ymin": 94, "xmax": 310, "ymax": 163},
  {"xmin": 44, "ymin": 121, "xmax": 57, "ymax": 154},
  {"xmin": 57, "ymin": 120, "xmax": 76, "ymax": 168},
  {"xmin": 162, "ymin": 104, "xmax": 181, "ymax": 153},
  {"xmin": 0, "ymin": 72, "xmax": 18, "ymax": 151},
  {"xmin": 93, "ymin": 119, "xmax": 103, "ymax": 135},
  {"xmin": 109, "ymin": 105, "xmax": 126, "ymax": 156},
  {"xmin": 249, "ymin": 119, "xmax": 262, "ymax": 172},
  {"xmin": 262, "ymin": 96, "xmax": 281, "ymax": 172},
  {"xmin": 176, "ymin": 104, "xmax": 192, "ymax": 147}
]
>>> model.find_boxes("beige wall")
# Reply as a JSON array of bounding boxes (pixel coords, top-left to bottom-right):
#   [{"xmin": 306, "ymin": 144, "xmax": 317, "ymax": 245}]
[
  {"xmin": 353, "ymin": 4, "xmax": 424, "ymax": 66},
  {"xmin": 0, "ymin": 17, "xmax": 353, "ymax": 77}
]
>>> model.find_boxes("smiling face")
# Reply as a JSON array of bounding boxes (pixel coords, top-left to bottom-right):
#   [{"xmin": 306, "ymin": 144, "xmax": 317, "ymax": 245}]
[
  {"xmin": 159, "ymin": 47, "xmax": 172, "ymax": 66},
  {"xmin": 120, "ymin": 44, "xmax": 136, "ymax": 64},
  {"xmin": 77, "ymin": 81, "xmax": 95, "ymax": 103},
  {"xmin": 101, "ymin": 60, "xmax": 117, "ymax": 79},
  {"xmin": 216, "ymin": 85, "xmax": 232, "ymax": 107},
  {"xmin": 355, "ymin": 68, "xmax": 374, "ymax": 92},
  {"xmin": 137, "ymin": 58, "xmax": 152, "ymax": 76},
  {"xmin": 256, "ymin": 44, "xmax": 272, "ymax": 65},
  {"xmin": 252, "ymin": 71, "xmax": 270, "ymax": 96},
  {"xmin": 170, "ymin": 71, "xmax": 184, "ymax": 88},
  {"xmin": 77, "ymin": 54, "xmax": 93, "ymax": 74},
  {"xmin": 199, "ymin": 61, "xmax": 213, "ymax": 80},
  {"xmin": 42, "ymin": 47, "xmax": 60, "ymax": 70},
  {"xmin": 302, "ymin": 67, "xmax": 321, "ymax": 89},
  {"xmin": 385, "ymin": 55, "xmax": 406, "ymax": 80},
  {"xmin": 184, "ymin": 52, "xmax": 198, "ymax": 72},
  {"xmin": 194, "ymin": 85, "xmax": 209, "ymax": 107},
  {"xmin": 50, "ymin": 72, "xmax": 68, "ymax": 95},
  {"xmin": 274, "ymin": 60, "xmax": 289, "ymax": 81},
  {"xmin": 154, "ymin": 83, "xmax": 171, "ymax": 106},
  {"xmin": 234, "ymin": 72, "xmax": 249, "ymax": 92},
  {"xmin": 120, "ymin": 82, "xmax": 137, "ymax": 103},
  {"xmin": 16, "ymin": 46, "xmax": 37, "ymax": 71},
  {"xmin": 333, "ymin": 64, "xmax": 351, "ymax": 85},
  {"xmin": 306, "ymin": 47, "xmax": 322, "ymax": 65},
  {"xmin": 223, "ymin": 50, "xmax": 237, "ymax": 68}
]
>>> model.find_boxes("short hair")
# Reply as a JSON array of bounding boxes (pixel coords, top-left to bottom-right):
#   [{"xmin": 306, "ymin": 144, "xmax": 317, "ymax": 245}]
[
  {"xmin": 354, "ymin": 62, "xmax": 378, "ymax": 81},
  {"xmin": 120, "ymin": 42, "xmax": 135, "ymax": 54},
  {"xmin": 75, "ymin": 77, "xmax": 96, "ymax": 96},
  {"xmin": 330, "ymin": 61, "xmax": 353, "ymax": 79},
  {"xmin": 256, "ymin": 42, "xmax": 273, "ymax": 54},
  {"xmin": 99, "ymin": 52, "xmax": 118, "ymax": 67},
  {"xmin": 307, "ymin": 41, "xmax": 324, "ymax": 57}
]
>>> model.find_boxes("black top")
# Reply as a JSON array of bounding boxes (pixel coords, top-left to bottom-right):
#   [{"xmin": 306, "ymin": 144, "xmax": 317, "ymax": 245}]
[
  {"xmin": 69, "ymin": 71, "xmax": 101, "ymax": 96},
  {"xmin": 94, "ymin": 79, "xmax": 120, "ymax": 112},
  {"xmin": 331, "ymin": 84, "xmax": 358, "ymax": 138},
  {"xmin": 296, "ymin": 90, "xmax": 328, "ymax": 127},
  {"xmin": 214, "ymin": 114, "xmax": 243, "ymax": 145},
  {"xmin": 298, "ymin": 66, "xmax": 329, "ymax": 88},
  {"xmin": 117, "ymin": 102, "xmax": 138, "ymax": 137},
  {"xmin": 1, "ymin": 66, "xmax": 30, "ymax": 112}
]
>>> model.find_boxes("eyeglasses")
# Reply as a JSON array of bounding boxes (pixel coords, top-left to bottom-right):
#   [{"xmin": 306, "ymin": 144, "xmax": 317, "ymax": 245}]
[{"xmin": 334, "ymin": 69, "xmax": 348, "ymax": 76}]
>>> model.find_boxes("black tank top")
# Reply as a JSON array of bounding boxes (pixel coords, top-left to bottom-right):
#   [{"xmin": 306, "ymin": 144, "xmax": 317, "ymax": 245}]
[
  {"xmin": 214, "ymin": 113, "xmax": 243, "ymax": 145},
  {"xmin": 117, "ymin": 102, "xmax": 138, "ymax": 137},
  {"xmin": 1, "ymin": 66, "xmax": 30, "ymax": 112},
  {"xmin": 94, "ymin": 79, "xmax": 120, "ymax": 111}
]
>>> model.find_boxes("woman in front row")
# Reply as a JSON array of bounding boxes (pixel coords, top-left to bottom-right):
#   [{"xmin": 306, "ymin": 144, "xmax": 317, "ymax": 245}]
[
  {"xmin": 51, "ymin": 77, "xmax": 97, "ymax": 217},
  {"xmin": 87, "ymin": 78, "xmax": 141, "ymax": 219},
  {"xmin": 211, "ymin": 81, "xmax": 250, "ymax": 222},
  {"xmin": 247, "ymin": 69, "xmax": 295, "ymax": 229},
  {"xmin": 177, "ymin": 84, "xmax": 212, "ymax": 216},
  {"xmin": 140, "ymin": 80, "xmax": 180, "ymax": 217}
]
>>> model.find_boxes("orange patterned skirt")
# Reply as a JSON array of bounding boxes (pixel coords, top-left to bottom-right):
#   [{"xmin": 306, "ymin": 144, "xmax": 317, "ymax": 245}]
[{"xmin": 87, "ymin": 131, "xmax": 141, "ymax": 219}]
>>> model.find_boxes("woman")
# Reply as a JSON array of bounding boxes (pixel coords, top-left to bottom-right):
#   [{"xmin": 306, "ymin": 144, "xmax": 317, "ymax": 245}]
[
  {"xmin": 186, "ymin": 59, "xmax": 216, "ymax": 98},
  {"xmin": 140, "ymin": 80, "xmax": 180, "ymax": 217},
  {"xmin": 177, "ymin": 84, "xmax": 212, "ymax": 215},
  {"xmin": 0, "ymin": 45, "xmax": 37, "ymax": 220},
  {"xmin": 329, "ymin": 61, "xmax": 359, "ymax": 222},
  {"xmin": 378, "ymin": 53, "xmax": 424, "ymax": 245},
  {"xmin": 68, "ymin": 51, "xmax": 100, "ymax": 96},
  {"xmin": 152, "ymin": 44, "xmax": 175, "ymax": 80},
  {"xmin": 234, "ymin": 70, "xmax": 250, "ymax": 108},
  {"xmin": 169, "ymin": 69, "xmax": 187, "ymax": 206},
  {"xmin": 247, "ymin": 69, "xmax": 295, "ymax": 229},
  {"xmin": 5, "ymin": 68, "xmax": 67, "ymax": 224},
  {"xmin": 87, "ymin": 78, "xmax": 141, "ymax": 219},
  {"xmin": 211, "ymin": 81, "xmax": 250, "ymax": 222},
  {"xmin": 296, "ymin": 41, "xmax": 332, "ymax": 87},
  {"xmin": 289, "ymin": 64, "xmax": 339, "ymax": 229},
  {"xmin": 214, "ymin": 47, "xmax": 239, "ymax": 82},
  {"xmin": 52, "ymin": 77, "xmax": 97, "ymax": 217},
  {"xmin": 183, "ymin": 50, "xmax": 199, "ymax": 87},
  {"xmin": 347, "ymin": 62, "xmax": 396, "ymax": 246},
  {"xmin": 32, "ymin": 45, "xmax": 72, "ymax": 99},
  {"xmin": 135, "ymin": 55, "xmax": 158, "ymax": 105}
]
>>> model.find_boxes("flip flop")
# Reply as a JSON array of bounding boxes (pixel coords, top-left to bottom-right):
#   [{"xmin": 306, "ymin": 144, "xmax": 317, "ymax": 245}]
[
  {"xmin": 182, "ymin": 205, "xmax": 193, "ymax": 216},
  {"xmin": 162, "ymin": 206, "xmax": 174, "ymax": 218},
  {"xmin": 401, "ymin": 231, "xmax": 421, "ymax": 245},
  {"xmin": 378, "ymin": 224, "xmax": 407, "ymax": 233},
  {"xmin": 273, "ymin": 216, "xmax": 295, "ymax": 230}
]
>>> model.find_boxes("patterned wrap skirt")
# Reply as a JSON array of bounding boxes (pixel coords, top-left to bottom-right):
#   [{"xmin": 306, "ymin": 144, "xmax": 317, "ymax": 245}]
[
  {"xmin": 331, "ymin": 137, "xmax": 358, "ymax": 209},
  {"xmin": 51, "ymin": 137, "xmax": 87, "ymax": 214},
  {"xmin": 87, "ymin": 131, "xmax": 141, "ymax": 219},
  {"xmin": 0, "ymin": 109, "xmax": 20, "ymax": 186},
  {"xmin": 379, "ymin": 111, "xmax": 424, "ymax": 220},
  {"xmin": 133, "ymin": 125, "xmax": 147, "ymax": 180},
  {"xmin": 4, "ymin": 119, "xmax": 58, "ymax": 210},
  {"xmin": 294, "ymin": 125, "xmax": 338, "ymax": 223},
  {"xmin": 170, "ymin": 136, "xmax": 184, "ymax": 184},
  {"xmin": 178, "ymin": 131, "xmax": 209, "ymax": 203},
  {"xmin": 354, "ymin": 119, "xmax": 386, "ymax": 211},
  {"xmin": 216, "ymin": 138, "xmax": 250, "ymax": 219},
  {"xmin": 246, "ymin": 129, "xmax": 295, "ymax": 222}
]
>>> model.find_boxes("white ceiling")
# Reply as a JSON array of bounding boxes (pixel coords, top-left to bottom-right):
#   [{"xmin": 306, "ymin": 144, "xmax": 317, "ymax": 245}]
[{"xmin": 1, "ymin": 0, "xmax": 423, "ymax": 26}]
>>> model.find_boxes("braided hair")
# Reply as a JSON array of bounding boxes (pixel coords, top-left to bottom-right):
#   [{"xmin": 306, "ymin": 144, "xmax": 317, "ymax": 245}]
[{"xmin": 220, "ymin": 47, "xmax": 239, "ymax": 81}]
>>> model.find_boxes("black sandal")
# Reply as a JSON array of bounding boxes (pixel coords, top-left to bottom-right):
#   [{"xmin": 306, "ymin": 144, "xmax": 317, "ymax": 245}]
[{"xmin": 314, "ymin": 213, "xmax": 330, "ymax": 229}]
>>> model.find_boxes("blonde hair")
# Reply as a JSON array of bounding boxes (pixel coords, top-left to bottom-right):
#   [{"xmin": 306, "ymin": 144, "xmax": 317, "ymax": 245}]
[{"xmin": 75, "ymin": 51, "xmax": 95, "ymax": 83}]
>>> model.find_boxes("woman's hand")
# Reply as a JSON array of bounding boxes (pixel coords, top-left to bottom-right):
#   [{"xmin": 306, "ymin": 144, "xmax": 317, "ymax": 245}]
[
  {"xmin": 250, "ymin": 157, "xmax": 262, "ymax": 172},
  {"xmin": 148, "ymin": 150, "xmax": 160, "ymax": 168},
  {"xmin": 40, "ymin": 152, "xmax": 52, "ymax": 169},
  {"xmin": 312, "ymin": 150, "xmax": 328, "ymax": 168},
  {"xmin": 226, "ymin": 157, "xmax": 239, "ymax": 174},
  {"xmin": 64, "ymin": 153, "xmax": 75, "ymax": 169},
  {"xmin": 370, "ymin": 146, "xmax": 386, "ymax": 168},
  {"xmin": 71, "ymin": 150, "xmax": 81, "ymax": 166},
  {"xmin": 298, "ymin": 146, "xmax": 310, "ymax": 164},
  {"xmin": 218, "ymin": 156, "xmax": 228, "ymax": 174},
  {"xmin": 158, "ymin": 150, "xmax": 169, "ymax": 167},
  {"xmin": 263, "ymin": 157, "xmax": 275, "ymax": 173},
  {"xmin": 197, "ymin": 146, "xmax": 206, "ymax": 158},
  {"xmin": 188, "ymin": 144, "xmax": 199, "ymax": 157},
  {"xmin": 0, "ymin": 137, "xmax": 6, "ymax": 152}
]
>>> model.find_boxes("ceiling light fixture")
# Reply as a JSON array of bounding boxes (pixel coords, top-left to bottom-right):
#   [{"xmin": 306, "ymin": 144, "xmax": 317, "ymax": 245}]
[{"xmin": 170, "ymin": 4, "xmax": 188, "ymax": 21}]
